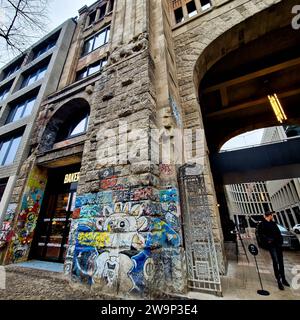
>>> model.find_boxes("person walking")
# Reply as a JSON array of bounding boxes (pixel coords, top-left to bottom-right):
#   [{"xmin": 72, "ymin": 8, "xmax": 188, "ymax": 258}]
[{"xmin": 257, "ymin": 211, "xmax": 290, "ymax": 290}]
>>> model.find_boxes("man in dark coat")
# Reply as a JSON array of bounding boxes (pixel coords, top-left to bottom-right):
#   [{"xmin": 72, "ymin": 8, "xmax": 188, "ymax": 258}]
[{"xmin": 257, "ymin": 211, "xmax": 290, "ymax": 290}]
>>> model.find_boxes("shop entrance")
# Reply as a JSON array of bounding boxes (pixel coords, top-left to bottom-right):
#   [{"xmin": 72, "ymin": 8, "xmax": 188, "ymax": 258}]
[{"xmin": 30, "ymin": 165, "xmax": 80, "ymax": 263}]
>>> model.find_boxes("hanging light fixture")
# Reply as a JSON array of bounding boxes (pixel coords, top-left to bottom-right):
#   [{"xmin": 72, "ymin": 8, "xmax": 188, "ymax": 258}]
[{"xmin": 268, "ymin": 93, "xmax": 287, "ymax": 123}]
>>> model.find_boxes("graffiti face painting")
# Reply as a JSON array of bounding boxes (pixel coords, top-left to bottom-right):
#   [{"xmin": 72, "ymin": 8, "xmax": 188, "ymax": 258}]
[{"xmin": 71, "ymin": 186, "xmax": 182, "ymax": 294}]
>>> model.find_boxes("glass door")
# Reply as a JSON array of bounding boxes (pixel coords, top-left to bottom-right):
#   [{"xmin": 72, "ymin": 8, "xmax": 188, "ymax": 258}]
[
  {"xmin": 30, "ymin": 165, "xmax": 80, "ymax": 263},
  {"xmin": 32, "ymin": 188, "xmax": 76, "ymax": 263}
]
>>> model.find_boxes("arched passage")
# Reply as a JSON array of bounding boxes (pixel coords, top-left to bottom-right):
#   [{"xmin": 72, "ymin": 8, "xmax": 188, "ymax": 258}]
[{"xmin": 192, "ymin": 1, "xmax": 300, "ymax": 240}]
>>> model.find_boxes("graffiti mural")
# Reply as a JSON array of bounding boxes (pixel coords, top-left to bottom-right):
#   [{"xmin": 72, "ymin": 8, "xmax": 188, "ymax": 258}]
[
  {"xmin": 0, "ymin": 204, "xmax": 17, "ymax": 249},
  {"xmin": 70, "ymin": 185, "xmax": 183, "ymax": 295},
  {"xmin": 5, "ymin": 167, "xmax": 47, "ymax": 263}
]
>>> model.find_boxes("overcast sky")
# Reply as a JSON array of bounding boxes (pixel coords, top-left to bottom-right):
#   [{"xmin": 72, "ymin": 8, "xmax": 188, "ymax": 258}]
[{"xmin": 47, "ymin": 0, "xmax": 96, "ymax": 30}]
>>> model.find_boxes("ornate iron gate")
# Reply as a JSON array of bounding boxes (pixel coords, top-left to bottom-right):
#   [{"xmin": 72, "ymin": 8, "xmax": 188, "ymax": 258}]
[{"xmin": 179, "ymin": 164, "xmax": 221, "ymax": 294}]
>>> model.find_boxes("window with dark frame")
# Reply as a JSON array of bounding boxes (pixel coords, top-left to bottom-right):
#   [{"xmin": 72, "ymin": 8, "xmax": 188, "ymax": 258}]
[
  {"xmin": 99, "ymin": 4, "xmax": 107, "ymax": 20},
  {"xmin": 69, "ymin": 115, "xmax": 89, "ymax": 138},
  {"xmin": 82, "ymin": 26, "xmax": 110, "ymax": 56},
  {"xmin": 32, "ymin": 35, "xmax": 58, "ymax": 61},
  {"xmin": 0, "ymin": 82, "xmax": 12, "ymax": 101},
  {"xmin": 187, "ymin": 1, "xmax": 197, "ymax": 17},
  {"xmin": 88, "ymin": 10, "xmax": 97, "ymax": 26},
  {"xmin": 21, "ymin": 64, "xmax": 48, "ymax": 89},
  {"xmin": 174, "ymin": 7, "xmax": 184, "ymax": 24},
  {"xmin": 200, "ymin": 0, "xmax": 211, "ymax": 10},
  {"xmin": 76, "ymin": 58, "xmax": 107, "ymax": 81},
  {"xmin": 2, "ymin": 57, "xmax": 23, "ymax": 81},
  {"xmin": 0, "ymin": 132, "xmax": 23, "ymax": 166},
  {"xmin": 56, "ymin": 111, "xmax": 90, "ymax": 143},
  {"xmin": 6, "ymin": 96, "xmax": 37, "ymax": 124},
  {"xmin": 108, "ymin": 0, "xmax": 115, "ymax": 13},
  {"xmin": 0, "ymin": 178, "xmax": 8, "ymax": 202}
]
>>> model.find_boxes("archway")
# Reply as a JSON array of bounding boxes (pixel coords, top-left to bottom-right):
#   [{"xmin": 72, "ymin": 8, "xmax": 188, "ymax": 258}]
[
  {"xmin": 39, "ymin": 98, "xmax": 90, "ymax": 153},
  {"xmin": 195, "ymin": 1, "xmax": 300, "ymax": 240}
]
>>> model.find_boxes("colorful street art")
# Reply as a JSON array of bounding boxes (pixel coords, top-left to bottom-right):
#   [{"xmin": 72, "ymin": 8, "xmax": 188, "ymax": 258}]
[
  {"xmin": 4, "ymin": 167, "xmax": 47, "ymax": 263},
  {"xmin": 69, "ymin": 184, "xmax": 183, "ymax": 295},
  {"xmin": 0, "ymin": 204, "xmax": 17, "ymax": 249}
]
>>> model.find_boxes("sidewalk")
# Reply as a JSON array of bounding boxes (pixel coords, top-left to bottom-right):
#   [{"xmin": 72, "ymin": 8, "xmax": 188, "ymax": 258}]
[
  {"xmin": 186, "ymin": 234, "xmax": 300, "ymax": 300},
  {"xmin": 0, "ymin": 237, "xmax": 299, "ymax": 300}
]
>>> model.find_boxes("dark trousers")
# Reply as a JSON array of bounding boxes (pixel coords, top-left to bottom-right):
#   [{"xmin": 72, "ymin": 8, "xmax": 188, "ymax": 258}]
[{"xmin": 269, "ymin": 245, "xmax": 285, "ymax": 281}]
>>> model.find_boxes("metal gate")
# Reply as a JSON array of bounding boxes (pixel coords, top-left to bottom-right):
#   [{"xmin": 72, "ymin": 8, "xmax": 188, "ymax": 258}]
[{"xmin": 179, "ymin": 164, "xmax": 221, "ymax": 294}]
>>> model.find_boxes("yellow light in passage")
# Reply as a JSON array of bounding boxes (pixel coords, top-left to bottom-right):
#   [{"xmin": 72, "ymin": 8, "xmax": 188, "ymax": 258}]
[{"xmin": 268, "ymin": 94, "xmax": 287, "ymax": 123}]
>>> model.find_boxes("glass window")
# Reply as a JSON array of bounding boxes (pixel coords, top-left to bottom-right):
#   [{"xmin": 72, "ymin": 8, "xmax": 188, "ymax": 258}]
[
  {"xmin": 88, "ymin": 11, "xmax": 97, "ymax": 25},
  {"xmin": 6, "ymin": 97, "xmax": 36, "ymax": 124},
  {"xmin": 2, "ymin": 58, "xmax": 23, "ymax": 80},
  {"xmin": 76, "ymin": 69, "xmax": 88, "ymax": 81},
  {"xmin": 4, "ymin": 136, "xmax": 22, "ymax": 165},
  {"xmin": 174, "ymin": 7, "xmax": 184, "ymax": 24},
  {"xmin": 76, "ymin": 58, "xmax": 107, "ymax": 81},
  {"xmin": 36, "ymin": 66, "xmax": 47, "ymax": 81},
  {"xmin": 200, "ymin": 0, "xmax": 211, "ymax": 10},
  {"xmin": 21, "ymin": 64, "xmax": 48, "ymax": 89},
  {"xmin": 23, "ymin": 98, "xmax": 35, "ymax": 117},
  {"xmin": 83, "ymin": 38, "xmax": 94, "ymax": 56},
  {"xmin": 0, "ymin": 141, "xmax": 11, "ymax": 165},
  {"xmin": 94, "ymin": 30, "xmax": 107, "ymax": 49},
  {"xmin": 0, "ymin": 133, "xmax": 22, "ymax": 166},
  {"xmin": 0, "ymin": 86, "xmax": 10, "ymax": 101},
  {"xmin": 32, "ymin": 35, "xmax": 58, "ymax": 60},
  {"xmin": 69, "ymin": 116, "xmax": 89, "ymax": 137},
  {"xmin": 99, "ymin": 4, "xmax": 107, "ymax": 20},
  {"xmin": 82, "ymin": 26, "xmax": 110, "ymax": 56},
  {"xmin": 88, "ymin": 62, "xmax": 101, "ymax": 75},
  {"xmin": 0, "ymin": 179, "xmax": 7, "ymax": 202},
  {"xmin": 187, "ymin": 1, "xmax": 197, "ymax": 17}
]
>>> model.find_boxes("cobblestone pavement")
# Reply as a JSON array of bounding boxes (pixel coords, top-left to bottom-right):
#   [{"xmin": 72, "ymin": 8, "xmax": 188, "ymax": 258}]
[{"xmin": 0, "ymin": 234, "xmax": 299, "ymax": 300}]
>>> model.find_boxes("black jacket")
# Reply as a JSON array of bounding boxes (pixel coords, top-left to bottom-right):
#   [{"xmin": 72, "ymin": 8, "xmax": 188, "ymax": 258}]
[{"xmin": 257, "ymin": 219, "xmax": 283, "ymax": 248}]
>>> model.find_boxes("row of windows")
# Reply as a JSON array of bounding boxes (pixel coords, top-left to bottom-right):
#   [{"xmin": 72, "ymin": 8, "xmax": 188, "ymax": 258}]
[
  {"xmin": 0, "ymin": 63, "xmax": 48, "ymax": 104},
  {"xmin": 0, "ymin": 34, "xmax": 59, "ymax": 84},
  {"xmin": 87, "ymin": 0, "xmax": 114, "ymax": 27},
  {"xmin": 0, "ymin": 22, "xmax": 110, "ymax": 172},
  {"xmin": 174, "ymin": 0, "xmax": 211, "ymax": 24},
  {"xmin": 0, "ymin": 26, "xmax": 111, "ymax": 102}
]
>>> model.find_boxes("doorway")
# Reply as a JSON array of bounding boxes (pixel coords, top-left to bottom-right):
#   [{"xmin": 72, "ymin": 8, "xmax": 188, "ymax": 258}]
[{"xmin": 30, "ymin": 164, "xmax": 80, "ymax": 263}]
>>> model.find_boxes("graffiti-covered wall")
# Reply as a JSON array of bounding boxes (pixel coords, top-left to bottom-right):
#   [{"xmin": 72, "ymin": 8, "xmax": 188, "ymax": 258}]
[
  {"xmin": 65, "ymin": 166, "xmax": 185, "ymax": 297},
  {"xmin": 0, "ymin": 167, "xmax": 47, "ymax": 264}
]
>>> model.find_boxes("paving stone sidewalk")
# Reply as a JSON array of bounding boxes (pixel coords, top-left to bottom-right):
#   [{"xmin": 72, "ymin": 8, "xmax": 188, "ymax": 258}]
[{"xmin": 0, "ymin": 236, "xmax": 299, "ymax": 300}]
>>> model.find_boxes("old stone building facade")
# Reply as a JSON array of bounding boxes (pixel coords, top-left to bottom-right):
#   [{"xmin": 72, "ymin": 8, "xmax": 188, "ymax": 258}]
[{"xmin": 0, "ymin": 0, "xmax": 299, "ymax": 299}]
